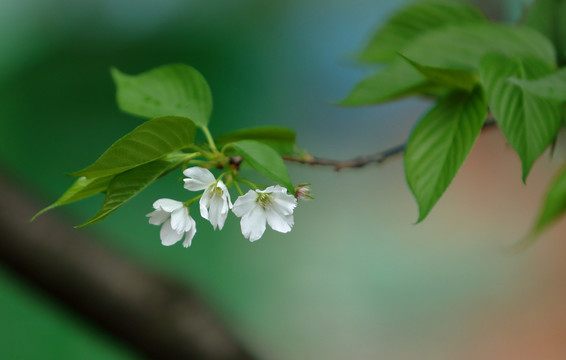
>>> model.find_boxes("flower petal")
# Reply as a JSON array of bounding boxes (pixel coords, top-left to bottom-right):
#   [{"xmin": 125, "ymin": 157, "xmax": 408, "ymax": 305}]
[
  {"xmin": 232, "ymin": 190, "xmax": 259, "ymax": 217},
  {"xmin": 232, "ymin": 190, "xmax": 258, "ymax": 217},
  {"xmin": 183, "ymin": 167, "xmax": 216, "ymax": 191},
  {"xmin": 199, "ymin": 187, "xmax": 212, "ymax": 220},
  {"xmin": 266, "ymin": 209, "xmax": 293, "ymax": 233},
  {"xmin": 170, "ymin": 206, "xmax": 191, "ymax": 233},
  {"xmin": 217, "ymin": 180, "xmax": 233, "ymax": 209},
  {"xmin": 270, "ymin": 191, "xmax": 297, "ymax": 216},
  {"xmin": 160, "ymin": 219, "xmax": 183, "ymax": 246},
  {"xmin": 241, "ymin": 206, "xmax": 267, "ymax": 242},
  {"xmin": 182, "ymin": 217, "xmax": 197, "ymax": 248},
  {"xmin": 208, "ymin": 193, "xmax": 229, "ymax": 230},
  {"xmin": 152, "ymin": 198, "xmax": 183, "ymax": 212},
  {"xmin": 257, "ymin": 185, "xmax": 285, "ymax": 194},
  {"xmin": 147, "ymin": 209, "xmax": 170, "ymax": 226}
]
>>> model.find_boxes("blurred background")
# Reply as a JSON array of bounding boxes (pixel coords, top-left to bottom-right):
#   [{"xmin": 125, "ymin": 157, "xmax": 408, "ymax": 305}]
[{"xmin": 2, "ymin": 0, "xmax": 566, "ymax": 359}]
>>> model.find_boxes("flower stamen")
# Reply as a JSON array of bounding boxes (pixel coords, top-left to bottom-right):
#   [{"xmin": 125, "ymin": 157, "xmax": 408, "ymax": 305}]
[{"xmin": 257, "ymin": 193, "xmax": 273, "ymax": 209}]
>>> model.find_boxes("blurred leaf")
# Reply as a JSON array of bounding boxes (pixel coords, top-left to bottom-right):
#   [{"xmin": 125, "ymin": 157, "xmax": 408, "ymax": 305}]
[
  {"xmin": 340, "ymin": 64, "xmax": 430, "ymax": 106},
  {"xmin": 479, "ymin": 53, "xmax": 562, "ymax": 181},
  {"xmin": 405, "ymin": 86, "xmax": 487, "ymax": 222},
  {"xmin": 231, "ymin": 140, "xmax": 293, "ymax": 193},
  {"xmin": 524, "ymin": 0, "xmax": 566, "ymax": 66},
  {"xmin": 31, "ymin": 176, "xmax": 113, "ymax": 220},
  {"xmin": 360, "ymin": 0, "xmax": 486, "ymax": 63},
  {"xmin": 112, "ymin": 64, "xmax": 212, "ymax": 127},
  {"xmin": 215, "ymin": 126, "xmax": 295, "ymax": 144},
  {"xmin": 215, "ymin": 126, "xmax": 296, "ymax": 155},
  {"xmin": 509, "ymin": 67, "xmax": 566, "ymax": 101},
  {"xmin": 532, "ymin": 163, "xmax": 566, "ymax": 236},
  {"xmin": 342, "ymin": 23, "xmax": 556, "ymax": 106},
  {"xmin": 72, "ymin": 116, "xmax": 196, "ymax": 179},
  {"xmin": 77, "ymin": 158, "xmax": 182, "ymax": 228},
  {"xmin": 399, "ymin": 54, "xmax": 478, "ymax": 91}
]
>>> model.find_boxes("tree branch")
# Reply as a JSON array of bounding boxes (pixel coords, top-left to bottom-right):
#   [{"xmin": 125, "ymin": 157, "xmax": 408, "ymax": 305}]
[
  {"xmin": 0, "ymin": 169, "xmax": 256, "ymax": 360},
  {"xmin": 284, "ymin": 118, "xmax": 496, "ymax": 171},
  {"xmin": 283, "ymin": 144, "xmax": 406, "ymax": 171}
]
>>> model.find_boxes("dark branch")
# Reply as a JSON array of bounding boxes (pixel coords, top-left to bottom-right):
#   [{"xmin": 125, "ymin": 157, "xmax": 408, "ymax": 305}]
[
  {"xmin": 283, "ymin": 144, "xmax": 405, "ymax": 171},
  {"xmin": 284, "ymin": 118, "xmax": 496, "ymax": 171},
  {"xmin": 0, "ymin": 169, "xmax": 256, "ymax": 360}
]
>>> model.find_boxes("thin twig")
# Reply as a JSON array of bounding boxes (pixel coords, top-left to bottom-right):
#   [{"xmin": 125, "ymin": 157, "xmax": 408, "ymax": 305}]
[
  {"xmin": 284, "ymin": 117, "xmax": 497, "ymax": 171},
  {"xmin": 283, "ymin": 144, "xmax": 406, "ymax": 171}
]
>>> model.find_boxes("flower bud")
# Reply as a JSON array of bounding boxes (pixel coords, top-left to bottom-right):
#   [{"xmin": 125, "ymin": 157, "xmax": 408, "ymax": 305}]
[{"xmin": 294, "ymin": 183, "xmax": 313, "ymax": 200}]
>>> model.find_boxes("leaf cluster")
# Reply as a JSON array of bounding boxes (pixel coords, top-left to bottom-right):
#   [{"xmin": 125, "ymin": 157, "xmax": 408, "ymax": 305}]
[
  {"xmin": 35, "ymin": 0, "xmax": 566, "ymax": 248},
  {"xmin": 343, "ymin": 0, "xmax": 566, "ymax": 241},
  {"xmin": 34, "ymin": 64, "xmax": 304, "ymax": 227}
]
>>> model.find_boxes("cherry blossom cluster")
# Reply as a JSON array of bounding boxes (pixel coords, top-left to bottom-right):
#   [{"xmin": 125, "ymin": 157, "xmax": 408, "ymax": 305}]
[{"xmin": 146, "ymin": 167, "xmax": 307, "ymax": 247}]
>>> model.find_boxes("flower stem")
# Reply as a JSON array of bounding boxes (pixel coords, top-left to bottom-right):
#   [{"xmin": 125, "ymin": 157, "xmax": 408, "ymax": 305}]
[
  {"xmin": 233, "ymin": 181, "xmax": 244, "ymax": 196},
  {"xmin": 187, "ymin": 159, "xmax": 208, "ymax": 165},
  {"xmin": 220, "ymin": 143, "xmax": 233, "ymax": 154},
  {"xmin": 167, "ymin": 152, "xmax": 201, "ymax": 162},
  {"xmin": 184, "ymin": 194, "xmax": 203, "ymax": 207},
  {"xmin": 236, "ymin": 177, "xmax": 258, "ymax": 190},
  {"xmin": 202, "ymin": 126, "xmax": 218, "ymax": 153}
]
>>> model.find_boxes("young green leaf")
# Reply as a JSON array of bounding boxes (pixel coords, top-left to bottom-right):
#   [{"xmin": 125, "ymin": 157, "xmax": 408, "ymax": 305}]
[
  {"xmin": 342, "ymin": 23, "xmax": 556, "ymax": 106},
  {"xmin": 524, "ymin": 0, "xmax": 566, "ymax": 66},
  {"xmin": 360, "ymin": 0, "xmax": 486, "ymax": 63},
  {"xmin": 31, "ymin": 176, "xmax": 113, "ymax": 220},
  {"xmin": 405, "ymin": 86, "xmax": 487, "ymax": 222},
  {"xmin": 230, "ymin": 140, "xmax": 294, "ymax": 193},
  {"xmin": 72, "ymin": 116, "xmax": 196, "ymax": 179},
  {"xmin": 509, "ymin": 67, "xmax": 566, "ymax": 101},
  {"xmin": 111, "ymin": 64, "xmax": 212, "ymax": 127},
  {"xmin": 77, "ymin": 158, "xmax": 182, "ymax": 228},
  {"xmin": 532, "ymin": 163, "xmax": 566, "ymax": 236},
  {"xmin": 215, "ymin": 126, "xmax": 296, "ymax": 155},
  {"xmin": 399, "ymin": 54, "xmax": 478, "ymax": 92},
  {"xmin": 340, "ymin": 63, "xmax": 431, "ymax": 105},
  {"xmin": 479, "ymin": 53, "xmax": 562, "ymax": 181}
]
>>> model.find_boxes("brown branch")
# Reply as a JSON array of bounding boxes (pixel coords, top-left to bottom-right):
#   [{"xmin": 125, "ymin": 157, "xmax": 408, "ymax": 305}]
[
  {"xmin": 0, "ymin": 169, "xmax": 256, "ymax": 360},
  {"xmin": 283, "ymin": 144, "xmax": 405, "ymax": 171},
  {"xmin": 284, "ymin": 118, "xmax": 497, "ymax": 171}
]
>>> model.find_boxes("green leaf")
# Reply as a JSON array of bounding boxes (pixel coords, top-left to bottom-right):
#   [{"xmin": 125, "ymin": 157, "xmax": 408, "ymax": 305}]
[
  {"xmin": 230, "ymin": 140, "xmax": 294, "ymax": 193},
  {"xmin": 524, "ymin": 0, "xmax": 566, "ymax": 66},
  {"xmin": 72, "ymin": 116, "xmax": 196, "ymax": 179},
  {"xmin": 31, "ymin": 176, "xmax": 113, "ymax": 220},
  {"xmin": 215, "ymin": 126, "xmax": 297, "ymax": 155},
  {"xmin": 111, "ymin": 64, "xmax": 212, "ymax": 127},
  {"xmin": 360, "ymin": 0, "xmax": 486, "ymax": 63},
  {"xmin": 340, "ymin": 64, "xmax": 430, "ymax": 106},
  {"xmin": 532, "ymin": 163, "xmax": 566, "ymax": 236},
  {"xmin": 509, "ymin": 67, "xmax": 566, "ymax": 101},
  {"xmin": 399, "ymin": 54, "xmax": 478, "ymax": 92},
  {"xmin": 479, "ymin": 53, "xmax": 562, "ymax": 181},
  {"xmin": 77, "ymin": 158, "xmax": 182, "ymax": 228},
  {"xmin": 405, "ymin": 86, "xmax": 487, "ymax": 222},
  {"xmin": 342, "ymin": 23, "xmax": 556, "ymax": 106}
]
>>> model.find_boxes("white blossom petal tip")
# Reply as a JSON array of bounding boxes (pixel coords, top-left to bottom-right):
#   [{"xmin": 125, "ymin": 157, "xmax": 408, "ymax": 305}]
[{"xmin": 183, "ymin": 167, "xmax": 216, "ymax": 191}]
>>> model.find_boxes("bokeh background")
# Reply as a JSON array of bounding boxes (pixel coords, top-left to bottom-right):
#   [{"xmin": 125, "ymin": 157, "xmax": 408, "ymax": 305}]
[{"xmin": 2, "ymin": 0, "xmax": 566, "ymax": 359}]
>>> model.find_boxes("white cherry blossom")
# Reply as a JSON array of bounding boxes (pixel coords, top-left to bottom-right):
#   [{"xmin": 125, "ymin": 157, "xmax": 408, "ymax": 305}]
[
  {"xmin": 232, "ymin": 185, "xmax": 297, "ymax": 242},
  {"xmin": 183, "ymin": 167, "xmax": 232, "ymax": 230},
  {"xmin": 147, "ymin": 199, "xmax": 196, "ymax": 247}
]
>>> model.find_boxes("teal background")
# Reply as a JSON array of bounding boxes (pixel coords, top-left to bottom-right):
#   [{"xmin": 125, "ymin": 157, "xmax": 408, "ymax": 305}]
[{"xmin": 3, "ymin": 0, "xmax": 566, "ymax": 359}]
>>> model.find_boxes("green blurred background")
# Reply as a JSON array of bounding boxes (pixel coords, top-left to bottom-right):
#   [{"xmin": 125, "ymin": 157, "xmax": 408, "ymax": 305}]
[{"xmin": 2, "ymin": 0, "xmax": 566, "ymax": 359}]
